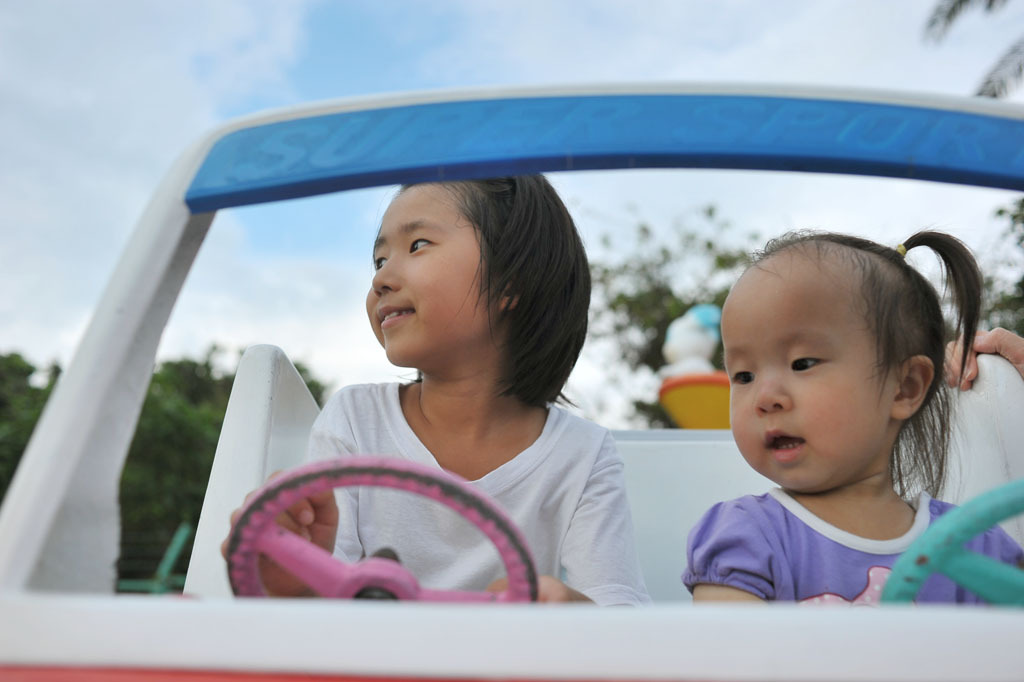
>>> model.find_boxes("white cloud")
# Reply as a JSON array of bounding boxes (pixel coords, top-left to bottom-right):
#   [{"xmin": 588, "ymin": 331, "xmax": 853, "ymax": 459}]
[
  {"xmin": 4, "ymin": 0, "xmax": 1023, "ymax": 428},
  {"xmin": 0, "ymin": 0, "xmax": 313, "ymax": 366},
  {"xmin": 164, "ymin": 210, "xmax": 405, "ymax": 396},
  {"xmin": 403, "ymin": 0, "xmax": 1024, "ymax": 97}
]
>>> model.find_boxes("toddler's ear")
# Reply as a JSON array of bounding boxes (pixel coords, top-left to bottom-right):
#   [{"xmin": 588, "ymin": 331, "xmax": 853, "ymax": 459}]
[{"xmin": 891, "ymin": 355, "xmax": 935, "ymax": 420}]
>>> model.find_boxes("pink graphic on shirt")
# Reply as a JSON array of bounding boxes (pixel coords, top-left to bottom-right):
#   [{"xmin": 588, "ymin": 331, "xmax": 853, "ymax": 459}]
[{"xmin": 799, "ymin": 566, "xmax": 891, "ymax": 606}]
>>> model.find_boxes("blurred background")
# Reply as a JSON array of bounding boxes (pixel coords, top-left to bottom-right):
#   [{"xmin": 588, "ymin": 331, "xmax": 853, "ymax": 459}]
[{"xmin": 2, "ymin": 0, "xmax": 1023, "ymax": 587}]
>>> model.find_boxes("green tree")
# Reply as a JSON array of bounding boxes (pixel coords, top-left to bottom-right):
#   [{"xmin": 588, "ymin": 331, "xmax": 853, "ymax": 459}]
[
  {"xmin": 0, "ymin": 347, "xmax": 329, "ymax": 587},
  {"xmin": 589, "ymin": 198, "xmax": 1024, "ymax": 428},
  {"xmin": 117, "ymin": 350, "xmax": 235, "ymax": 582},
  {"xmin": 0, "ymin": 354, "xmax": 58, "ymax": 494},
  {"xmin": 117, "ymin": 347, "xmax": 328, "ymax": 584},
  {"xmin": 924, "ymin": 2, "xmax": 1024, "ymax": 326},
  {"xmin": 926, "ymin": 0, "xmax": 1024, "ymax": 97},
  {"xmin": 589, "ymin": 206, "xmax": 757, "ymax": 427},
  {"xmin": 983, "ymin": 197, "xmax": 1024, "ymax": 335}
]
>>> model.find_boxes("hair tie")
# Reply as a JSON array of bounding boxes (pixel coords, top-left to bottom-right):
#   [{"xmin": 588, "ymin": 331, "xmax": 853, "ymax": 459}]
[{"xmin": 896, "ymin": 243, "xmax": 907, "ymax": 258}]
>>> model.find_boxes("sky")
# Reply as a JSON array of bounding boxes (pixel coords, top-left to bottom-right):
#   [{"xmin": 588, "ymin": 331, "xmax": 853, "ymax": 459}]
[{"xmin": 3, "ymin": 0, "xmax": 1024, "ymax": 427}]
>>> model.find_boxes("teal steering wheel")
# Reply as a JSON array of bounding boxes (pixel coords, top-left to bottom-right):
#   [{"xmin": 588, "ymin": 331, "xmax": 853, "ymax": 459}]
[{"xmin": 882, "ymin": 478, "xmax": 1024, "ymax": 605}]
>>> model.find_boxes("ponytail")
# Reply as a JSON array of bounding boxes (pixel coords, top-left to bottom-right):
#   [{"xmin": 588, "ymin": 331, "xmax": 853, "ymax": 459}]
[{"xmin": 901, "ymin": 231, "xmax": 982, "ymax": 386}]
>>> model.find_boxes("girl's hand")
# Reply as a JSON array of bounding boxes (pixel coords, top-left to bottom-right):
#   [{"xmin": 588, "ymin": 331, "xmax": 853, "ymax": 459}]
[
  {"xmin": 946, "ymin": 328, "xmax": 1024, "ymax": 390},
  {"xmin": 486, "ymin": 576, "xmax": 593, "ymax": 603},
  {"xmin": 536, "ymin": 576, "xmax": 593, "ymax": 603},
  {"xmin": 220, "ymin": 470, "xmax": 340, "ymax": 597}
]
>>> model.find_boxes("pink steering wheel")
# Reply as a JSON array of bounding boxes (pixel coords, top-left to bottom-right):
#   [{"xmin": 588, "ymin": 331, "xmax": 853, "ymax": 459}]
[{"xmin": 225, "ymin": 457, "xmax": 538, "ymax": 602}]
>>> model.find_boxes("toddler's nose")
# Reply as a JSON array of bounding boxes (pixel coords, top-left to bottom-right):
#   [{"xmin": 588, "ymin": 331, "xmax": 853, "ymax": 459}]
[{"xmin": 756, "ymin": 378, "xmax": 791, "ymax": 414}]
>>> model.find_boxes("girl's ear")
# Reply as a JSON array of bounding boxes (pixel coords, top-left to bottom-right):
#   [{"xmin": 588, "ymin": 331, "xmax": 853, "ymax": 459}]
[{"xmin": 891, "ymin": 355, "xmax": 935, "ymax": 420}]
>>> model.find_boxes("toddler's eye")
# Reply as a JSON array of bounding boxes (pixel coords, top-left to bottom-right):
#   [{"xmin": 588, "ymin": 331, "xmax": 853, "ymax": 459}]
[
  {"xmin": 792, "ymin": 358, "xmax": 819, "ymax": 371},
  {"xmin": 373, "ymin": 256, "xmax": 387, "ymax": 270},
  {"xmin": 410, "ymin": 238, "xmax": 429, "ymax": 253},
  {"xmin": 731, "ymin": 371, "xmax": 754, "ymax": 385}
]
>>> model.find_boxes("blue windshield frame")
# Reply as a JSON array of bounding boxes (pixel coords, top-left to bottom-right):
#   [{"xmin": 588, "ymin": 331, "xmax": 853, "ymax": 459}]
[{"xmin": 185, "ymin": 93, "xmax": 1024, "ymax": 213}]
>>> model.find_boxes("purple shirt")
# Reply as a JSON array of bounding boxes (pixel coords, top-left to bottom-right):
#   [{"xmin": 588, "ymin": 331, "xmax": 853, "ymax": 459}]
[{"xmin": 684, "ymin": 489, "xmax": 1024, "ymax": 604}]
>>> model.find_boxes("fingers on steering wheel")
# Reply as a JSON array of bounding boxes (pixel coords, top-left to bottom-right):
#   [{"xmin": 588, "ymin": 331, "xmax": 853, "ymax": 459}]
[
  {"xmin": 275, "ymin": 505, "xmax": 313, "ymax": 540},
  {"xmin": 222, "ymin": 506, "xmax": 245, "ymax": 557},
  {"xmin": 486, "ymin": 577, "xmax": 509, "ymax": 593},
  {"xmin": 307, "ymin": 488, "xmax": 340, "ymax": 527},
  {"xmin": 287, "ymin": 497, "xmax": 316, "ymax": 528}
]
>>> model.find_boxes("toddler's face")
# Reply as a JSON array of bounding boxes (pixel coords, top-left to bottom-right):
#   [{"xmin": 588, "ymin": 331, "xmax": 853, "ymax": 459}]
[{"xmin": 721, "ymin": 250, "xmax": 903, "ymax": 495}]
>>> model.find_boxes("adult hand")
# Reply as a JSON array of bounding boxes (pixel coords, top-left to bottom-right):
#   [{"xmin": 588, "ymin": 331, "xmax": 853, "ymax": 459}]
[{"xmin": 946, "ymin": 328, "xmax": 1024, "ymax": 390}]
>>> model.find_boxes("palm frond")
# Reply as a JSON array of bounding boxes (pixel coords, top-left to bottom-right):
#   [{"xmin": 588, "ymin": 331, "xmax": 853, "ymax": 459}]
[
  {"xmin": 977, "ymin": 34, "xmax": 1024, "ymax": 97},
  {"xmin": 925, "ymin": 0, "xmax": 1009, "ymax": 41}
]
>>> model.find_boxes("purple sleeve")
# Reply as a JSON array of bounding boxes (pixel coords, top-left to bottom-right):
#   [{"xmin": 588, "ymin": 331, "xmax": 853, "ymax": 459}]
[
  {"xmin": 683, "ymin": 497, "xmax": 778, "ymax": 600},
  {"xmin": 923, "ymin": 498, "xmax": 1024, "ymax": 603},
  {"xmin": 974, "ymin": 523, "xmax": 1024, "ymax": 566},
  {"xmin": 930, "ymin": 498, "xmax": 1024, "ymax": 566}
]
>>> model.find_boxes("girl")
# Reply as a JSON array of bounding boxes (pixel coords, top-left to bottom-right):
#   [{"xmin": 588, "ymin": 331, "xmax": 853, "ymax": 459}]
[
  {"xmin": 684, "ymin": 230, "xmax": 1023, "ymax": 604},
  {"xmin": 240, "ymin": 176, "xmax": 649, "ymax": 605}
]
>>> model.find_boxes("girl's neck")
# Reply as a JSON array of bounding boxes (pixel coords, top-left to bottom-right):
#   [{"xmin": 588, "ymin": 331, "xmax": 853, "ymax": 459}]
[
  {"xmin": 786, "ymin": 479, "xmax": 917, "ymax": 541},
  {"xmin": 399, "ymin": 379, "xmax": 547, "ymax": 481}
]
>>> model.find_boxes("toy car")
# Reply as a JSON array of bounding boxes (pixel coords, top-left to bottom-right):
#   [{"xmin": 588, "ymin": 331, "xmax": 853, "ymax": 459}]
[{"xmin": 1, "ymin": 84, "xmax": 1022, "ymax": 680}]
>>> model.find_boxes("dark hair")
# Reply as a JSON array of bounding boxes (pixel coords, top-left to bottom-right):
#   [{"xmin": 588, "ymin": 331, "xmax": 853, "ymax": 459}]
[
  {"xmin": 400, "ymin": 176, "xmax": 590, "ymax": 407},
  {"xmin": 753, "ymin": 230, "xmax": 981, "ymax": 498}
]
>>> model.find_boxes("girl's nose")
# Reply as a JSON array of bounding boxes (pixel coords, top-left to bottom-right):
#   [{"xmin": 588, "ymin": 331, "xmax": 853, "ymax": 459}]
[{"xmin": 370, "ymin": 261, "xmax": 397, "ymax": 295}]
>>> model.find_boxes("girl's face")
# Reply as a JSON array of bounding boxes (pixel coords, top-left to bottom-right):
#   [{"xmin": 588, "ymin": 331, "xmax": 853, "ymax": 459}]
[
  {"xmin": 366, "ymin": 185, "xmax": 504, "ymax": 380},
  {"xmin": 721, "ymin": 250, "xmax": 905, "ymax": 495}
]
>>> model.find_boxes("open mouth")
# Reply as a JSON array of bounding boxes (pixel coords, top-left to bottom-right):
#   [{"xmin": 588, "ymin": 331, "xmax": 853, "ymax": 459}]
[
  {"xmin": 379, "ymin": 307, "xmax": 414, "ymax": 326},
  {"xmin": 767, "ymin": 435, "xmax": 805, "ymax": 450}
]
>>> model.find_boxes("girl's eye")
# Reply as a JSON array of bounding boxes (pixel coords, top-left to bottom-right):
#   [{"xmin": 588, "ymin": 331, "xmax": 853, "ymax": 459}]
[
  {"xmin": 373, "ymin": 256, "xmax": 387, "ymax": 270},
  {"xmin": 792, "ymin": 358, "xmax": 819, "ymax": 371},
  {"xmin": 409, "ymin": 238, "xmax": 429, "ymax": 253},
  {"xmin": 731, "ymin": 371, "xmax": 754, "ymax": 385}
]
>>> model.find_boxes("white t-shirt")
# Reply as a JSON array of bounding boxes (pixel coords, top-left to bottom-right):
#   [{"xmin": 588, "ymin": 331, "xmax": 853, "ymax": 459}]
[{"xmin": 307, "ymin": 382, "xmax": 650, "ymax": 606}]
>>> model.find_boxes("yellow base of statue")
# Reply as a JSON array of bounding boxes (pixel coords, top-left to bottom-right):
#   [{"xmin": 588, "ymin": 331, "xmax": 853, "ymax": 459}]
[{"xmin": 658, "ymin": 373, "xmax": 730, "ymax": 429}]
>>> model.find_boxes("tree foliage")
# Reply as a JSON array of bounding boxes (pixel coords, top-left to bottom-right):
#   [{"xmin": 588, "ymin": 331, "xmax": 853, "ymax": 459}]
[
  {"xmin": 925, "ymin": 0, "xmax": 1024, "ymax": 98},
  {"xmin": 984, "ymin": 197, "xmax": 1024, "ymax": 336},
  {"xmin": 590, "ymin": 201, "xmax": 1024, "ymax": 427},
  {"xmin": 0, "ymin": 347, "xmax": 328, "ymax": 585},
  {"xmin": 117, "ymin": 350, "xmax": 236, "ymax": 580},
  {"xmin": 0, "ymin": 354, "xmax": 58, "ymax": 494},
  {"xmin": 589, "ymin": 206, "xmax": 757, "ymax": 427}
]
